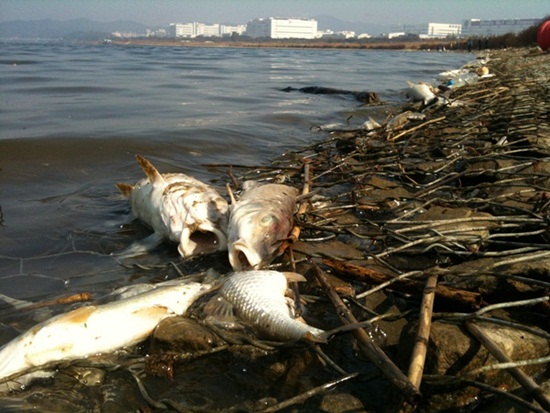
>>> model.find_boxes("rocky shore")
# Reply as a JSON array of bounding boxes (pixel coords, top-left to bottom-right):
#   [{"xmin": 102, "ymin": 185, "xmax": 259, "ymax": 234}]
[
  {"xmin": 191, "ymin": 46, "xmax": 549, "ymax": 412},
  {"xmin": 1, "ymin": 47, "xmax": 548, "ymax": 412}
]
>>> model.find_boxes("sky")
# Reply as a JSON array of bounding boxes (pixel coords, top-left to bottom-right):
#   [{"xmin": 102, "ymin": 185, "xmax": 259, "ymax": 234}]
[{"xmin": 1, "ymin": 0, "xmax": 548, "ymax": 27}]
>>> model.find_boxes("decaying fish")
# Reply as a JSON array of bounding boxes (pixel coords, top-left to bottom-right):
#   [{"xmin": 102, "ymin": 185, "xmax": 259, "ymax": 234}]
[
  {"xmin": 116, "ymin": 155, "xmax": 229, "ymax": 257},
  {"xmin": 227, "ymin": 181, "xmax": 299, "ymax": 270},
  {"xmin": 386, "ymin": 110, "xmax": 426, "ymax": 131},
  {"xmin": 405, "ymin": 81, "xmax": 436, "ymax": 105},
  {"xmin": 207, "ymin": 270, "xmax": 327, "ymax": 342},
  {"xmin": 0, "ymin": 278, "xmax": 213, "ymax": 387}
]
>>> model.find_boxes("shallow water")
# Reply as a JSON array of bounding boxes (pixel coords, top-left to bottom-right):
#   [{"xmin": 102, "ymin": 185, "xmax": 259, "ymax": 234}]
[{"xmin": 0, "ymin": 39, "xmax": 472, "ymax": 410}]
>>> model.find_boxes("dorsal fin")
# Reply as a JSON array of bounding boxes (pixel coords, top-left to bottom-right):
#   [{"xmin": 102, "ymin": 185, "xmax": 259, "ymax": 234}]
[
  {"xmin": 115, "ymin": 183, "xmax": 134, "ymax": 197},
  {"xmin": 135, "ymin": 155, "xmax": 164, "ymax": 184}
]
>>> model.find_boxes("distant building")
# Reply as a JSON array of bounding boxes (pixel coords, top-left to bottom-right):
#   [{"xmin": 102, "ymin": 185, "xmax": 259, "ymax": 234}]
[
  {"xmin": 246, "ymin": 17, "xmax": 318, "ymax": 39},
  {"xmin": 220, "ymin": 24, "xmax": 247, "ymax": 37},
  {"xmin": 462, "ymin": 18, "xmax": 541, "ymax": 37},
  {"xmin": 168, "ymin": 22, "xmax": 245, "ymax": 38},
  {"xmin": 384, "ymin": 32, "xmax": 406, "ymax": 39},
  {"xmin": 403, "ymin": 23, "xmax": 461, "ymax": 38},
  {"xmin": 320, "ymin": 30, "xmax": 356, "ymax": 39}
]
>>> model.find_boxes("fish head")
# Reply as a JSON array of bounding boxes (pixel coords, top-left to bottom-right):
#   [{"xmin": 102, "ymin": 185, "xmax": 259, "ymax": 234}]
[
  {"xmin": 164, "ymin": 188, "xmax": 228, "ymax": 257},
  {"xmin": 228, "ymin": 210, "xmax": 293, "ymax": 270},
  {"xmin": 178, "ymin": 219, "xmax": 228, "ymax": 257}
]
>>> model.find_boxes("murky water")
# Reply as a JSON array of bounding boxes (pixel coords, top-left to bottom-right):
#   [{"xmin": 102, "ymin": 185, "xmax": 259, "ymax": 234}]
[{"xmin": 0, "ymin": 39, "xmax": 472, "ymax": 411}]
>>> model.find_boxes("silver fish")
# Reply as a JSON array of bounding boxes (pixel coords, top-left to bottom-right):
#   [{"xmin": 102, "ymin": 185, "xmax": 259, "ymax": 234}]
[
  {"xmin": 228, "ymin": 181, "xmax": 299, "ymax": 270},
  {"xmin": 116, "ymin": 155, "xmax": 229, "ymax": 257},
  {"xmin": 0, "ymin": 279, "xmax": 213, "ymax": 387},
  {"xmin": 212, "ymin": 270, "xmax": 327, "ymax": 342},
  {"xmin": 405, "ymin": 81, "xmax": 436, "ymax": 105}
]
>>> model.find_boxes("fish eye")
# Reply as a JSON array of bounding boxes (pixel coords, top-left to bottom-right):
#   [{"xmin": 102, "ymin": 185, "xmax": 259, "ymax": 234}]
[{"xmin": 261, "ymin": 215, "xmax": 275, "ymax": 225}]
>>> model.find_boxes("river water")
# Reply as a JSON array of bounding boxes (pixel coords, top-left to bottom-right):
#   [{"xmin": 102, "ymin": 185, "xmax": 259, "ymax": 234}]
[{"xmin": 0, "ymin": 40, "xmax": 472, "ymax": 410}]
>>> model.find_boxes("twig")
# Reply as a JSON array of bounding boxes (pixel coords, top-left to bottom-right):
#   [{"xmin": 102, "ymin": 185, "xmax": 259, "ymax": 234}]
[
  {"xmin": 407, "ymin": 272, "xmax": 438, "ymax": 390},
  {"xmin": 310, "ymin": 260, "xmax": 421, "ymax": 405},
  {"xmin": 464, "ymin": 320, "xmax": 550, "ymax": 411},
  {"xmin": 388, "ymin": 116, "xmax": 446, "ymax": 141},
  {"xmin": 463, "ymin": 355, "xmax": 550, "ymax": 377},
  {"xmin": 423, "ymin": 375, "xmax": 547, "ymax": 413},
  {"xmin": 259, "ymin": 372, "xmax": 360, "ymax": 412}
]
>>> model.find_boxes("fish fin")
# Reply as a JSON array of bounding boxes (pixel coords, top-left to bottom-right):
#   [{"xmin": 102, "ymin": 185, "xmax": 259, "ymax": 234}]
[
  {"xmin": 281, "ymin": 272, "xmax": 306, "ymax": 283},
  {"xmin": 135, "ymin": 155, "xmax": 164, "ymax": 184},
  {"xmin": 203, "ymin": 295, "xmax": 237, "ymax": 323},
  {"xmin": 115, "ymin": 233, "xmax": 164, "ymax": 258},
  {"xmin": 115, "ymin": 183, "xmax": 134, "ymax": 197}
]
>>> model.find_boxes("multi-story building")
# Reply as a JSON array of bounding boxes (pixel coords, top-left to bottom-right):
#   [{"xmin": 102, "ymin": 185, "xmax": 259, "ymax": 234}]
[
  {"xmin": 220, "ymin": 24, "xmax": 247, "ymax": 37},
  {"xmin": 403, "ymin": 22, "xmax": 462, "ymax": 38},
  {"xmin": 246, "ymin": 18, "xmax": 318, "ymax": 39},
  {"xmin": 168, "ymin": 23, "xmax": 196, "ymax": 37},
  {"xmin": 169, "ymin": 22, "xmax": 247, "ymax": 38},
  {"xmin": 462, "ymin": 18, "xmax": 541, "ymax": 37}
]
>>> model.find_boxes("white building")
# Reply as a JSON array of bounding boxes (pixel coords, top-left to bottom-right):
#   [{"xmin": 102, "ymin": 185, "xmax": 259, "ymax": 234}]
[
  {"xmin": 403, "ymin": 23, "xmax": 462, "ymax": 38},
  {"xmin": 462, "ymin": 18, "xmax": 541, "ymax": 37},
  {"xmin": 169, "ymin": 23, "xmax": 196, "ymax": 38},
  {"xmin": 220, "ymin": 24, "xmax": 247, "ymax": 37},
  {"xmin": 169, "ymin": 22, "xmax": 246, "ymax": 38},
  {"xmin": 246, "ymin": 18, "xmax": 318, "ymax": 39}
]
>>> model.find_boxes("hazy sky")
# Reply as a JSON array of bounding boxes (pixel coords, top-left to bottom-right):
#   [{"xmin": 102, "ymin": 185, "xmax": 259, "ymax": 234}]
[{"xmin": 1, "ymin": 0, "xmax": 548, "ymax": 27}]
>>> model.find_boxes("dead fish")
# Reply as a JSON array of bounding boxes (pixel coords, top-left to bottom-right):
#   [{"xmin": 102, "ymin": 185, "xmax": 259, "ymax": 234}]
[
  {"xmin": 361, "ymin": 116, "xmax": 382, "ymax": 131},
  {"xmin": 386, "ymin": 111, "xmax": 426, "ymax": 131},
  {"xmin": 0, "ymin": 278, "xmax": 213, "ymax": 387},
  {"xmin": 227, "ymin": 181, "xmax": 299, "ymax": 270},
  {"xmin": 406, "ymin": 81, "xmax": 436, "ymax": 105},
  {"xmin": 209, "ymin": 270, "xmax": 327, "ymax": 342},
  {"xmin": 116, "ymin": 155, "xmax": 229, "ymax": 257}
]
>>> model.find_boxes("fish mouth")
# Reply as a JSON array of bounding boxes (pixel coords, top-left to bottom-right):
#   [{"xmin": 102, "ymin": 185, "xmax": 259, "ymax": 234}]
[
  {"xmin": 228, "ymin": 240, "xmax": 263, "ymax": 270},
  {"xmin": 178, "ymin": 225, "xmax": 228, "ymax": 257}
]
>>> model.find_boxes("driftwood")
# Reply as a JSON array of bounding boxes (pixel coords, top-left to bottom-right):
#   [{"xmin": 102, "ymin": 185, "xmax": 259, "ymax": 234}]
[{"xmin": 322, "ymin": 258, "xmax": 483, "ymax": 309}]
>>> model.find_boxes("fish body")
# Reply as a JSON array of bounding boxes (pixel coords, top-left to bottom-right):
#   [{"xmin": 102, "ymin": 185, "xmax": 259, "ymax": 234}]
[
  {"xmin": 117, "ymin": 155, "xmax": 229, "ymax": 257},
  {"xmin": 227, "ymin": 181, "xmax": 299, "ymax": 270},
  {"xmin": 406, "ymin": 81, "xmax": 436, "ymax": 105},
  {"xmin": 215, "ymin": 270, "xmax": 326, "ymax": 342},
  {"xmin": 0, "ymin": 279, "xmax": 212, "ymax": 384}
]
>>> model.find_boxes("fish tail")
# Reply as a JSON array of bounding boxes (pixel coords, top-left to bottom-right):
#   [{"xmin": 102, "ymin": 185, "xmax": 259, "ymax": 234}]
[
  {"xmin": 115, "ymin": 183, "xmax": 134, "ymax": 197},
  {"xmin": 135, "ymin": 155, "xmax": 163, "ymax": 184},
  {"xmin": 304, "ymin": 330, "xmax": 329, "ymax": 343}
]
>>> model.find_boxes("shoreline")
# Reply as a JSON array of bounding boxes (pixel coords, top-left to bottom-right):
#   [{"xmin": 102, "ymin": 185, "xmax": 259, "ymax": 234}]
[{"xmin": 105, "ymin": 38, "xmax": 469, "ymax": 51}]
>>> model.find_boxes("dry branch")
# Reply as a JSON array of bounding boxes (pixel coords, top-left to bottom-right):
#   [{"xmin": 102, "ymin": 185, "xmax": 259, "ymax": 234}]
[
  {"xmin": 310, "ymin": 260, "xmax": 421, "ymax": 405},
  {"xmin": 407, "ymin": 273, "xmax": 438, "ymax": 390},
  {"xmin": 323, "ymin": 259, "xmax": 483, "ymax": 309},
  {"xmin": 464, "ymin": 320, "xmax": 550, "ymax": 411}
]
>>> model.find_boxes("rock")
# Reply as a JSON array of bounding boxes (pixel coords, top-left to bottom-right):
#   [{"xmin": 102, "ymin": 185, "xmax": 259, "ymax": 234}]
[
  {"xmin": 293, "ymin": 240, "xmax": 365, "ymax": 261},
  {"xmin": 150, "ymin": 316, "xmax": 223, "ymax": 353},
  {"xmin": 320, "ymin": 392, "xmax": 366, "ymax": 413},
  {"xmin": 441, "ymin": 250, "xmax": 550, "ymax": 299},
  {"xmin": 398, "ymin": 320, "xmax": 550, "ymax": 410}
]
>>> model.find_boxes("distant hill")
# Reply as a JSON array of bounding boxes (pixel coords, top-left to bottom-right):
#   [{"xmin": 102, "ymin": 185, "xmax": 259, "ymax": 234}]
[{"xmin": 0, "ymin": 18, "xmax": 151, "ymax": 39}]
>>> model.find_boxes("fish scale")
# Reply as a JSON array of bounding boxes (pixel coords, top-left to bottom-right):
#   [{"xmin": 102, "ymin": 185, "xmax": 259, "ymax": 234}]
[{"xmin": 218, "ymin": 271, "xmax": 327, "ymax": 342}]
